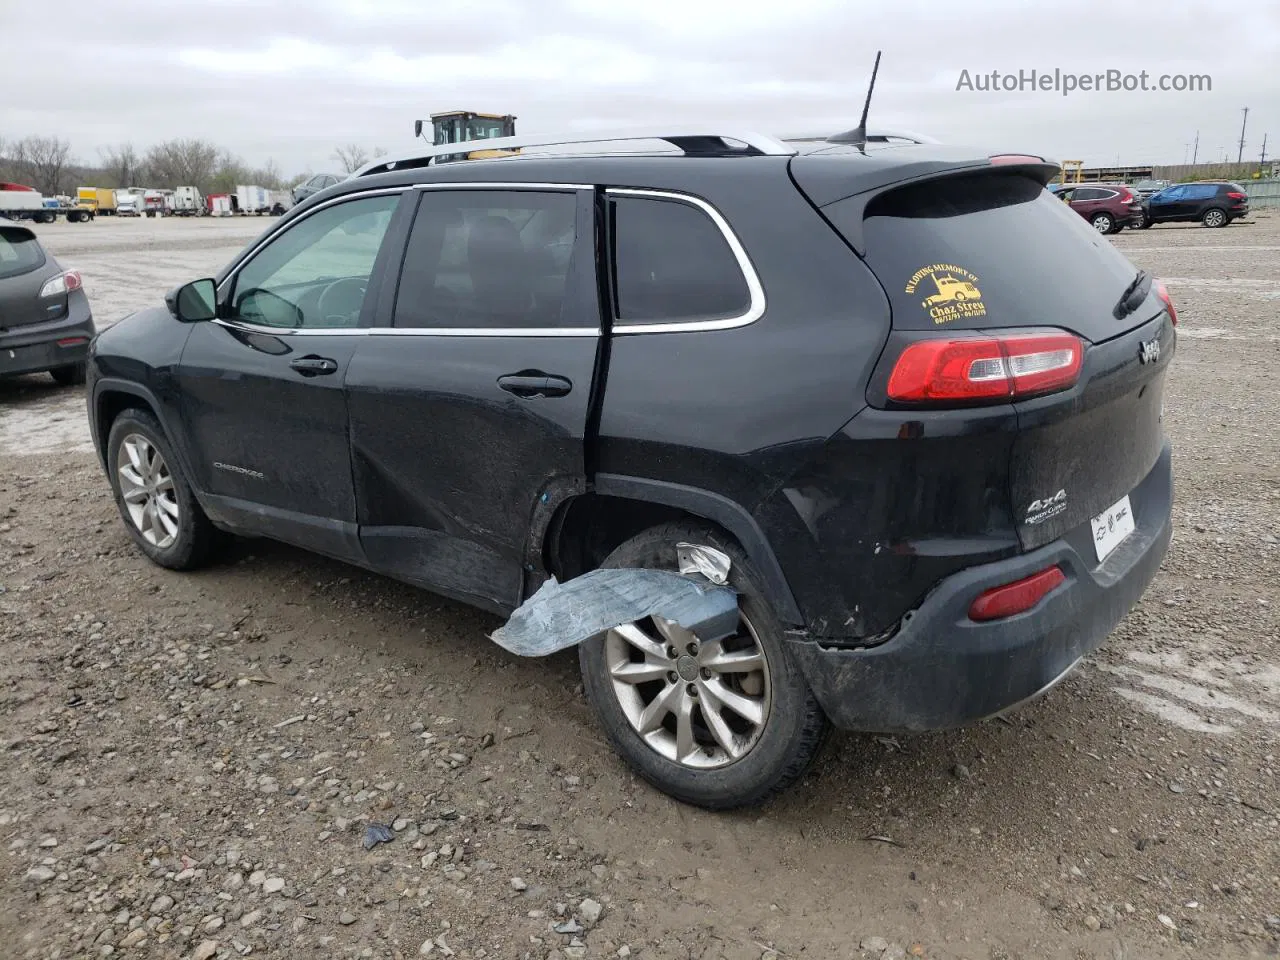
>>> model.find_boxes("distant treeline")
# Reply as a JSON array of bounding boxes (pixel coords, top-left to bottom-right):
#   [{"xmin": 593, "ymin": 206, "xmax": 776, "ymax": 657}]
[{"xmin": 0, "ymin": 136, "xmax": 386, "ymax": 197}]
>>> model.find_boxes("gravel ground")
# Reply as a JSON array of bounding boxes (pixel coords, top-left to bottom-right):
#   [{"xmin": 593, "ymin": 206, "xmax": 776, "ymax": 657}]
[{"xmin": 1, "ymin": 214, "xmax": 1278, "ymax": 960}]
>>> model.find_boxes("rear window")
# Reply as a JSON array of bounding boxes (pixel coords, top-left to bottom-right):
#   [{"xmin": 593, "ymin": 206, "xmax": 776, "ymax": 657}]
[
  {"xmin": 841, "ymin": 173, "xmax": 1138, "ymax": 333},
  {"xmin": 0, "ymin": 227, "xmax": 45, "ymax": 279}
]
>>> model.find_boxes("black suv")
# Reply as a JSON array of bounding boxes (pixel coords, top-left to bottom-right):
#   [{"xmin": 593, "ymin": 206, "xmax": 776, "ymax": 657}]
[
  {"xmin": 1138, "ymin": 181, "xmax": 1250, "ymax": 228},
  {"xmin": 85, "ymin": 131, "xmax": 1175, "ymax": 809}
]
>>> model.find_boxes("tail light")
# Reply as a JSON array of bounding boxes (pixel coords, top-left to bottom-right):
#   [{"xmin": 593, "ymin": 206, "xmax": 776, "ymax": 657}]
[
  {"xmin": 969, "ymin": 565, "xmax": 1065, "ymax": 621},
  {"xmin": 1227, "ymin": 191, "xmax": 1247, "ymax": 200},
  {"xmin": 887, "ymin": 332, "xmax": 1084, "ymax": 405},
  {"xmin": 38, "ymin": 269, "xmax": 83, "ymax": 298},
  {"xmin": 1153, "ymin": 280, "xmax": 1178, "ymax": 326}
]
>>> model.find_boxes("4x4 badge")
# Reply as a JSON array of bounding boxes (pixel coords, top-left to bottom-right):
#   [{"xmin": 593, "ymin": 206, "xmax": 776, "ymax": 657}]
[
  {"xmin": 1139, "ymin": 337, "xmax": 1161, "ymax": 364},
  {"xmin": 1025, "ymin": 489, "xmax": 1067, "ymax": 525}
]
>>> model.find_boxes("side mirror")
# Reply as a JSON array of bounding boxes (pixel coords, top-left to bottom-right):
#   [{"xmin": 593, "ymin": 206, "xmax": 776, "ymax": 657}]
[
  {"xmin": 414, "ymin": 119, "xmax": 424, "ymax": 139},
  {"xmin": 165, "ymin": 278, "xmax": 217, "ymax": 322}
]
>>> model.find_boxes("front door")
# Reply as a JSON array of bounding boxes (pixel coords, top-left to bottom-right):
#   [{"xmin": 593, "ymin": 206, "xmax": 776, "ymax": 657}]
[
  {"xmin": 345, "ymin": 186, "xmax": 599, "ymax": 613},
  {"xmin": 1147, "ymin": 185, "xmax": 1188, "ymax": 222},
  {"xmin": 177, "ymin": 191, "xmax": 407, "ymax": 559}
]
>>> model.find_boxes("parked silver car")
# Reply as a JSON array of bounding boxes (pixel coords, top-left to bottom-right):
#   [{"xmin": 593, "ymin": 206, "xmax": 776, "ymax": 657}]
[{"xmin": 292, "ymin": 173, "xmax": 344, "ymax": 204}]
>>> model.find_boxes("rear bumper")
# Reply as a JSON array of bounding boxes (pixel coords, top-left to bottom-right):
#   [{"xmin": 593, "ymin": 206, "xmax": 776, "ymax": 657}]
[
  {"xmin": 788, "ymin": 442, "xmax": 1173, "ymax": 733},
  {"xmin": 0, "ymin": 302, "xmax": 95, "ymax": 377}
]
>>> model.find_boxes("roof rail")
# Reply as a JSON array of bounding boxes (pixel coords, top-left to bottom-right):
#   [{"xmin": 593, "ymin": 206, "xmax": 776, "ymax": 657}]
[
  {"xmin": 352, "ymin": 129, "xmax": 798, "ymax": 177},
  {"xmin": 782, "ymin": 127, "xmax": 940, "ymax": 145}
]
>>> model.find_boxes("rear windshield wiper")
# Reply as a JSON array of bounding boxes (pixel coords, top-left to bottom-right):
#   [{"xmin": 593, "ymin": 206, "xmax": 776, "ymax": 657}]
[{"xmin": 1114, "ymin": 268, "xmax": 1151, "ymax": 320}]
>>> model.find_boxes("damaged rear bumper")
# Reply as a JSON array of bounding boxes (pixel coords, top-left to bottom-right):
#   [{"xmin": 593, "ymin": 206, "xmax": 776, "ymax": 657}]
[{"xmin": 787, "ymin": 444, "xmax": 1173, "ymax": 733}]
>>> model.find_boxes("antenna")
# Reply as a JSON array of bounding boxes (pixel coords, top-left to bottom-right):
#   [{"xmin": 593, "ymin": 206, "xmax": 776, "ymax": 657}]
[{"xmin": 828, "ymin": 50, "xmax": 882, "ymax": 146}]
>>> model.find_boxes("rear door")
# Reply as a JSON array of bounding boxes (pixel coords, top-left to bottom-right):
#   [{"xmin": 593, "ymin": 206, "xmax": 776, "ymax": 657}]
[
  {"xmin": 345, "ymin": 184, "xmax": 599, "ymax": 613},
  {"xmin": 824, "ymin": 169, "xmax": 1173, "ymax": 551}
]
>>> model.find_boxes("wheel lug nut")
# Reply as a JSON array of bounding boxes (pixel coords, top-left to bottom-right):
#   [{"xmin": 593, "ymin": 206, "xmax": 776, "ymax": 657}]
[
  {"xmin": 686, "ymin": 683, "xmax": 698, "ymax": 697},
  {"xmin": 686, "ymin": 642, "xmax": 699, "ymax": 656},
  {"xmin": 667, "ymin": 671, "xmax": 678, "ymax": 684},
  {"xmin": 666, "ymin": 646, "xmax": 678, "ymax": 659},
  {"xmin": 700, "ymin": 668, "xmax": 712, "ymax": 680}
]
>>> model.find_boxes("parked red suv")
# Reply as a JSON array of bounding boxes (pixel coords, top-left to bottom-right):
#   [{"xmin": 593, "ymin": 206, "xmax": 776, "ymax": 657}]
[{"xmin": 1056, "ymin": 183, "xmax": 1143, "ymax": 234}]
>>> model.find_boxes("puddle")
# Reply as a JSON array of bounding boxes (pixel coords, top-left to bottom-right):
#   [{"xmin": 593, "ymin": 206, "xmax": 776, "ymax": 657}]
[
  {"xmin": 1103, "ymin": 649, "xmax": 1280, "ymax": 735},
  {"xmin": 0, "ymin": 394, "xmax": 94, "ymax": 457}
]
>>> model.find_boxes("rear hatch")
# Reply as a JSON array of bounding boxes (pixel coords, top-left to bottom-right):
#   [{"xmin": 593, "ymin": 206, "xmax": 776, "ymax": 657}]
[
  {"xmin": 803, "ymin": 161, "xmax": 1173, "ymax": 552},
  {"xmin": 0, "ymin": 224, "xmax": 65, "ymax": 329}
]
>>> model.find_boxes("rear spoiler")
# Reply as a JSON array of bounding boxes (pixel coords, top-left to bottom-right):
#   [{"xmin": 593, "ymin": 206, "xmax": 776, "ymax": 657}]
[
  {"xmin": 794, "ymin": 151, "xmax": 1061, "ymax": 256},
  {"xmin": 0, "ymin": 218, "xmax": 36, "ymax": 240}
]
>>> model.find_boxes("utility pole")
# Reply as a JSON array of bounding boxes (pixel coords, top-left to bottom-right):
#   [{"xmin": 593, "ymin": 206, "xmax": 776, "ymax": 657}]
[
  {"xmin": 1192, "ymin": 130, "xmax": 1199, "ymax": 165},
  {"xmin": 1237, "ymin": 107, "xmax": 1249, "ymax": 163},
  {"xmin": 1183, "ymin": 143, "xmax": 1190, "ymax": 164},
  {"xmin": 1260, "ymin": 133, "xmax": 1268, "ymax": 169}
]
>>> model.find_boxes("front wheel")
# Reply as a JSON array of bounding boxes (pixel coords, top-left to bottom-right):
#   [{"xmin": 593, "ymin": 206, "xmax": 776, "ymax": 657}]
[
  {"xmin": 107, "ymin": 409, "xmax": 221, "ymax": 570},
  {"xmin": 1202, "ymin": 207, "xmax": 1227, "ymax": 228},
  {"xmin": 578, "ymin": 522, "xmax": 829, "ymax": 809}
]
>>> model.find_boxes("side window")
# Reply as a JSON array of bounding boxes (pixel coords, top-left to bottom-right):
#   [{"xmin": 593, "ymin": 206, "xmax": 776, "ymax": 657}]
[
  {"xmin": 611, "ymin": 195, "xmax": 751, "ymax": 323},
  {"xmin": 1074, "ymin": 187, "xmax": 1103, "ymax": 201},
  {"xmin": 1187, "ymin": 184, "xmax": 1217, "ymax": 200},
  {"xmin": 393, "ymin": 190, "xmax": 579, "ymax": 329},
  {"xmin": 1161, "ymin": 186, "xmax": 1187, "ymax": 201},
  {"xmin": 230, "ymin": 194, "xmax": 399, "ymax": 329}
]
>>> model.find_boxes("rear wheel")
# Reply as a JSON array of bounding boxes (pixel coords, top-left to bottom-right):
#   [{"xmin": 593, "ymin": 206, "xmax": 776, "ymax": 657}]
[
  {"xmin": 107, "ymin": 409, "xmax": 221, "ymax": 570},
  {"xmin": 1090, "ymin": 212, "xmax": 1115, "ymax": 234},
  {"xmin": 578, "ymin": 522, "xmax": 828, "ymax": 809},
  {"xmin": 1202, "ymin": 207, "xmax": 1227, "ymax": 228},
  {"xmin": 49, "ymin": 362, "xmax": 86, "ymax": 386}
]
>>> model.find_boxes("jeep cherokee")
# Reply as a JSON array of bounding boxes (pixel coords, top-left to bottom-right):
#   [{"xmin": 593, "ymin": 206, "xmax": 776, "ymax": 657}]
[{"xmin": 85, "ymin": 129, "xmax": 1175, "ymax": 810}]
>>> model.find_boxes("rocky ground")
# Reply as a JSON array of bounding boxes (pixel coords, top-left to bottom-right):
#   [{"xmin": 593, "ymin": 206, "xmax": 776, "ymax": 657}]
[{"xmin": 1, "ymin": 214, "xmax": 1277, "ymax": 960}]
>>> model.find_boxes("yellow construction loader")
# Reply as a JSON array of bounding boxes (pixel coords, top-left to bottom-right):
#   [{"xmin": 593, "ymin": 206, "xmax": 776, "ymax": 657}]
[{"xmin": 414, "ymin": 111, "xmax": 518, "ymax": 162}]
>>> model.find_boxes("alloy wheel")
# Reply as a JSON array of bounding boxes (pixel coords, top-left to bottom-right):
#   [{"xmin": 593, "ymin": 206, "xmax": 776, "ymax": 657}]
[
  {"xmin": 1204, "ymin": 209, "xmax": 1226, "ymax": 227},
  {"xmin": 1093, "ymin": 215, "xmax": 1113, "ymax": 233},
  {"xmin": 605, "ymin": 610, "xmax": 772, "ymax": 769},
  {"xmin": 117, "ymin": 434, "xmax": 180, "ymax": 549}
]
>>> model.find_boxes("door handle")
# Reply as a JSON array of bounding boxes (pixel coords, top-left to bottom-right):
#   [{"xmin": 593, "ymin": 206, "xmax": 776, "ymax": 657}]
[
  {"xmin": 290, "ymin": 356, "xmax": 338, "ymax": 376},
  {"xmin": 497, "ymin": 372, "xmax": 572, "ymax": 399}
]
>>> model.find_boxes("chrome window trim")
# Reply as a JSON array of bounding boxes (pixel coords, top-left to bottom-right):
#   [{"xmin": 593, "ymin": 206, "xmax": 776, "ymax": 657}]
[
  {"xmin": 211, "ymin": 318, "xmax": 372, "ymax": 337},
  {"xmin": 606, "ymin": 188, "xmax": 766, "ymax": 334},
  {"xmin": 370, "ymin": 327, "xmax": 600, "ymax": 338}
]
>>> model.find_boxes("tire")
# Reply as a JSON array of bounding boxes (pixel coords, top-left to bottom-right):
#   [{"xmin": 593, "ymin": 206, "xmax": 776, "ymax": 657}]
[
  {"xmin": 106, "ymin": 409, "xmax": 220, "ymax": 571},
  {"xmin": 1202, "ymin": 207, "xmax": 1227, "ymax": 228},
  {"xmin": 49, "ymin": 362, "xmax": 86, "ymax": 386},
  {"xmin": 578, "ymin": 522, "xmax": 829, "ymax": 810},
  {"xmin": 1090, "ymin": 213, "xmax": 1114, "ymax": 234}
]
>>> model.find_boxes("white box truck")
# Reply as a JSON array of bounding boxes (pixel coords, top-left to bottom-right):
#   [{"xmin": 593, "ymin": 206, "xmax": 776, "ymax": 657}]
[
  {"xmin": 235, "ymin": 184, "xmax": 270, "ymax": 215},
  {"xmin": 173, "ymin": 186, "xmax": 204, "ymax": 216}
]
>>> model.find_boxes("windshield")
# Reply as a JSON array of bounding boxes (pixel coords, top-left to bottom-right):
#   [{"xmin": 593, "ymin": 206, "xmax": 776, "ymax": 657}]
[{"xmin": 465, "ymin": 118, "xmax": 507, "ymax": 139}]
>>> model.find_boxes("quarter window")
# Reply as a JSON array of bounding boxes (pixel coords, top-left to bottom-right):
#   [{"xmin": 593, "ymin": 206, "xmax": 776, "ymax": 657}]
[
  {"xmin": 609, "ymin": 195, "xmax": 747, "ymax": 327},
  {"xmin": 393, "ymin": 190, "xmax": 580, "ymax": 329},
  {"xmin": 610, "ymin": 195, "xmax": 750, "ymax": 323},
  {"xmin": 230, "ymin": 194, "xmax": 399, "ymax": 329}
]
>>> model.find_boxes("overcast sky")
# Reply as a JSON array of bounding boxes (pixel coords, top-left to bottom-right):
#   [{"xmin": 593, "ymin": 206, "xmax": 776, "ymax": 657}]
[{"xmin": 5, "ymin": 0, "xmax": 1278, "ymax": 178}]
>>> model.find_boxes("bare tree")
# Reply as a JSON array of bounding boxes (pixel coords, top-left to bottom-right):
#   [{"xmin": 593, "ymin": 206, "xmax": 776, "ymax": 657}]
[
  {"xmin": 334, "ymin": 143, "xmax": 370, "ymax": 173},
  {"xmin": 12, "ymin": 136, "xmax": 74, "ymax": 196},
  {"xmin": 209, "ymin": 151, "xmax": 249, "ymax": 195},
  {"xmin": 250, "ymin": 157, "xmax": 283, "ymax": 190},
  {"xmin": 99, "ymin": 143, "xmax": 140, "ymax": 188},
  {"xmin": 145, "ymin": 138, "xmax": 221, "ymax": 190}
]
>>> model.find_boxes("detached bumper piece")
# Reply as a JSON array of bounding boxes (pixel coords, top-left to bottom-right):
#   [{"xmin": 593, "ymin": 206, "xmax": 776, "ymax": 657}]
[
  {"xmin": 788, "ymin": 443, "xmax": 1173, "ymax": 733},
  {"xmin": 491, "ymin": 568, "xmax": 739, "ymax": 657}
]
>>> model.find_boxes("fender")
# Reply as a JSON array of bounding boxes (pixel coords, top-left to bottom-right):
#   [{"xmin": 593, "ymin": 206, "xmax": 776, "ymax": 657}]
[
  {"xmin": 90, "ymin": 378, "xmax": 200, "ymax": 492},
  {"xmin": 593, "ymin": 473, "xmax": 804, "ymax": 626}
]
